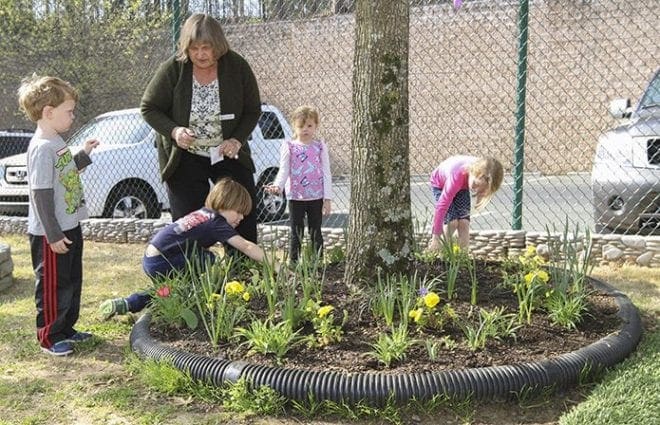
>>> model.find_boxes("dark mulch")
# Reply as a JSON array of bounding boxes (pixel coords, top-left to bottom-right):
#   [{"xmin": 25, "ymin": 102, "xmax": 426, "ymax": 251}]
[{"xmin": 151, "ymin": 259, "xmax": 621, "ymax": 375}]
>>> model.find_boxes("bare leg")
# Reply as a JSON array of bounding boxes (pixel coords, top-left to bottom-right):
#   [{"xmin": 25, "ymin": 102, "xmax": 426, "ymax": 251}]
[{"xmin": 456, "ymin": 219, "xmax": 470, "ymax": 250}]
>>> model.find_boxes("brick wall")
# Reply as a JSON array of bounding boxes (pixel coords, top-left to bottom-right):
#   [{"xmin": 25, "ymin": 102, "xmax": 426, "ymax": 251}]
[{"xmin": 227, "ymin": 0, "xmax": 658, "ymax": 176}]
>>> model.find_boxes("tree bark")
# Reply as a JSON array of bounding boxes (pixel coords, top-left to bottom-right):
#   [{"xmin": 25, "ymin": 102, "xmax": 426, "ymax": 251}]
[{"xmin": 344, "ymin": 0, "xmax": 413, "ymax": 285}]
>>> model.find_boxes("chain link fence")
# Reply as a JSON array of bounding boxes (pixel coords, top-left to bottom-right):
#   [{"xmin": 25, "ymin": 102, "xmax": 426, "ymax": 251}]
[{"xmin": 0, "ymin": 0, "xmax": 658, "ymax": 235}]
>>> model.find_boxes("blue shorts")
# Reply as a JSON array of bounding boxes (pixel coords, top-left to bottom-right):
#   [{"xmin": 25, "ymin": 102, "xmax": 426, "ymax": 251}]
[{"xmin": 432, "ymin": 187, "xmax": 471, "ymax": 224}]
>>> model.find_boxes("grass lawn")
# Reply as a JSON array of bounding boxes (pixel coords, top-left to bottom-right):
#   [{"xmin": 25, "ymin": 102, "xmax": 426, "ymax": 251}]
[{"xmin": 0, "ymin": 233, "xmax": 658, "ymax": 424}]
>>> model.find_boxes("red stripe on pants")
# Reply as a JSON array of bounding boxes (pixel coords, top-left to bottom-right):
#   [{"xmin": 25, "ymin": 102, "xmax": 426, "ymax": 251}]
[{"xmin": 38, "ymin": 239, "xmax": 58, "ymax": 348}]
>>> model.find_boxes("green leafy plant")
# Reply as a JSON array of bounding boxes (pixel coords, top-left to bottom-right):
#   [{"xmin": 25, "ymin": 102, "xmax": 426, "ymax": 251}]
[
  {"xmin": 236, "ymin": 319, "xmax": 303, "ymax": 363},
  {"xmin": 545, "ymin": 222, "xmax": 594, "ymax": 294},
  {"xmin": 439, "ymin": 238, "xmax": 471, "ymax": 300},
  {"xmin": 509, "ymin": 268, "xmax": 551, "ymax": 324},
  {"xmin": 458, "ymin": 306, "xmax": 520, "ymax": 351},
  {"xmin": 370, "ymin": 271, "xmax": 424, "ymax": 327},
  {"xmin": 190, "ymin": 258, "xmax": 251, "ymax": 348},
  {"xmin": 368, "ymin": 324, "xmax": 416, "ymax": 368},
  {"xmin": 542, "ymin": 223, "xmax": 594, "ymax": 329},
  {"xmin": 148, "ymin": 257, "xmax": 206, "ymax": 330},
  {"xmin": 466, "ymin": 257, "xmax": 479, "ymax": 305},
  {"xmin": 545, "ymin": 288, "xmax": 589, "ymax": 330},
  {"xmin": 249, "ymin": 259, "xmax": 284, "ymax": 319},
  {"xmin": 306, "ymin": 302, "xmax": 348, "ymax": 347},
  {"xmin": 221, "ymin": 377, "xmax": 286, "ymax": 415},
  {"xmin": 408, "ymin": 288, "xmax": 455, "ymax": 331},
  {"xmin": 280, "ymin": 278, "xmax": 307, "ymax": 329}
]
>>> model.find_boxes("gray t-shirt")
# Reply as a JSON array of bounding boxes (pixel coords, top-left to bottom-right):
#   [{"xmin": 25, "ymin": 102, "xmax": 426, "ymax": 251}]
[{"xmin": 27, "ymin": 133, "xmax": 89, "ymax": 237}]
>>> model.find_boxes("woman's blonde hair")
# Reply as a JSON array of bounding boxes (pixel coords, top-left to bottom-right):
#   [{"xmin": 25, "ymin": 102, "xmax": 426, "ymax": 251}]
[
  {"xmin": 291, "ymin": 105, "xmax": 320, "ymax": 139},
  {"xmin": 205, "ymin": 178, "xmax": 252, "ymax": 216},
  {"xmin": 469, "ymin": 157, "xmax": 504, "ymax": 210},
  {"xmin": 17, "ymin": 75, "xmax": 79, "ymax": 123},
  {"xmin": 175, "ymin": 13, "xmax": 230, "ymax": 63}
]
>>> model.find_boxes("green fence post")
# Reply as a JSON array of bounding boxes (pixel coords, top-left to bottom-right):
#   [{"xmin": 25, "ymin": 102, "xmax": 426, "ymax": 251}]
[
  {"xmin": 172, "ymin": 0, "xmax": 181, "ymax": 52},
  {"xmin": 512, "ymin": 0, "xmax": 529, "ymax": 230}
]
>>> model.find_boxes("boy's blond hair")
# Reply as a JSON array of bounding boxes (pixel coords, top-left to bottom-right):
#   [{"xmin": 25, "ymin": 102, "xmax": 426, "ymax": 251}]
[
  {"xmin": 469, "ymin": 157, "xmax": 504, "ymax": 210},
  {"xmin": 205, "ymin": 178, "xmax": 252, "ymax": 216},
  {"xmin": 17, "ymin": 75, "xmax": 79, "ymax": 123},
  {"xmin": 291, "ymin": 105, "xmax": 320, "ymax": 139},
  {"xmin": 176, "ymin": 13, "xmax": 230, "ymax": 63}
]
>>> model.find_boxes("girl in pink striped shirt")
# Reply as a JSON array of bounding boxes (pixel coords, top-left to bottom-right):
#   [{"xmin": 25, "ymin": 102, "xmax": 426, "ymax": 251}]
[{"xmin": 428, "ymin": 156, "xmax": 503, "ymax": 251}]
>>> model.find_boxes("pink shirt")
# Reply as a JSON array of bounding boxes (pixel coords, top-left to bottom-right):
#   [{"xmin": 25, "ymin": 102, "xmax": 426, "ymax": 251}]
[
  {"xmin": 272, "ymin": 139, "xmax": 333, "ymax": 201},
  {"xmin": 429, "ymin": 155, "xmax": 477, "ymax": 235}
]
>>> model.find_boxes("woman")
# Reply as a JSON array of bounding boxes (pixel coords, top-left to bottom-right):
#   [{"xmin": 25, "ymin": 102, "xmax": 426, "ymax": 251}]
[{"xmin": 141, "ymin": 13, "xmax": 261, "ymax": 244}]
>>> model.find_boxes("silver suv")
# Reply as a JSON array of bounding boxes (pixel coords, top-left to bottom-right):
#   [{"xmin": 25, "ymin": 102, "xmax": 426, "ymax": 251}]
[
  {"xmin": 591, "ymin": 68, "xmax": 660, "ymax": 234},
  {"xmin": 0, "ymin": 105, "xmax": 291, "ymax": 222}
]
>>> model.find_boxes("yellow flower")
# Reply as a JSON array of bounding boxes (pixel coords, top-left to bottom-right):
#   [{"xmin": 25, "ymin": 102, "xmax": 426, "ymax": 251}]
[
  {"xmin": 524, "ymin": 272, "xmax": 535, "ymax": 285},
  {"xmin": 225, "ymin": 280, "xmax": 244, "ymax": 296},
  {"xmin": 242, "ymin": 291, "xmax": 251, "ymax": 302},
  {"xmin": 409, "ymin": 308, "xmax": 423, "ymax": 323},
  {"xmin": 536, "ymin": 270, "xmax": 549, "ymax": 283},
  {"xmin": 423, "ymin": 292, "xmax": 440, "ymax": 309},
  {"xmin": 210, "ymin": 293, "xmax": 222, "ymax": 301},
  {"xmin": 525, "ymin": 245, "xmax": 537, "ymax": 257},
  {"xmin": 317, "ymin": 305, "xmax": 334, "ymax": 318},
  {"xmin": 524, "ymin": 270, "xmax": 550, "ymax": 285},
  {"xmin": 452, "ymin": 244, "xmax": 461, "ymax": 255}
]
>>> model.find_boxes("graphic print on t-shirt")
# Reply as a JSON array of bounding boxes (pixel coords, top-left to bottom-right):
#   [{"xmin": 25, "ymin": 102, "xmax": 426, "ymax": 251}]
[
  {"xmin": 55, "ymin": 147, "xmax": 85, "ymax": 214},
  {"xmin": 173, "ymin": 209, "xmax": 213, "ymax": 234}
]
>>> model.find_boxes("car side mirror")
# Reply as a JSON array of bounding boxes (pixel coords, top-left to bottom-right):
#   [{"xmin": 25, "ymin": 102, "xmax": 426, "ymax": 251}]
[{"xmin": 608, "ymin": 98, "xmax": 632, "ymax": 119}]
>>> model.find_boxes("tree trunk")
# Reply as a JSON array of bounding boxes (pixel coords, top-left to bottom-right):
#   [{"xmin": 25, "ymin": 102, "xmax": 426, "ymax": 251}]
[{"xmin": 344, "ymin": 0, "xmax": 412, "ymax": 285}]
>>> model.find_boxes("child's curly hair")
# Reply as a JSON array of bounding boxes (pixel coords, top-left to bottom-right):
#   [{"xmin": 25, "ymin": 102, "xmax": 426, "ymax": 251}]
[{"xmin": 17, "ymin": 75, "xmax": 79, "ymax": 123}]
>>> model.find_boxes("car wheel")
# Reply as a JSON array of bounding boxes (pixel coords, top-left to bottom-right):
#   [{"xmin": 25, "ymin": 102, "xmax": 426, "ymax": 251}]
[
  {"xmin": 103, "ymin": 184, "xmax": 160, "ymax": 219},
  {"xmin": 256, "ymin": 169, "xmax": 287, "ymax": 223}
]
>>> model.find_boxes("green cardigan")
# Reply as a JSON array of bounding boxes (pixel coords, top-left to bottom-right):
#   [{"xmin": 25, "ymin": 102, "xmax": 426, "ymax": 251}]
[{"xmin": 140, "ymin": 50, "xmax": 261, "ymax": 181}]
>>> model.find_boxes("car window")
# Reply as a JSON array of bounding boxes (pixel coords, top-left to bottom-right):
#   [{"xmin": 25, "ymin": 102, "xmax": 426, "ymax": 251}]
[
  {"xmin": 258, "ymin": 111, "xmax": 285, "ymax": 140},
  {"xmin": 68, "ymin": 113, "xmax": 151, "ymax": 146},
  {"xmin": 639, "ymin": 72, "xmax": 660, "ymax": 109}
]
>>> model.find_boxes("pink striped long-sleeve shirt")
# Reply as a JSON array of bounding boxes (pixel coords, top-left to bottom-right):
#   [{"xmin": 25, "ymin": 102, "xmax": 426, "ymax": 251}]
[{"xmin": 429, "ymin": 155, "xmax": 477, "ymax": 235}]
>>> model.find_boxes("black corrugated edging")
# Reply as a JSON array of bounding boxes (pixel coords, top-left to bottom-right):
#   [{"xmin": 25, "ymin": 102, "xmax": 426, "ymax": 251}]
[{"xmin": 130, "ymin": 276, "xmax": 641, "ymax": 405}]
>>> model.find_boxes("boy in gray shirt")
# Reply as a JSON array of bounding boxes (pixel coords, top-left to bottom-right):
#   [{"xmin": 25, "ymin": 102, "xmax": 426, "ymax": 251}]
[{"xmin": 18, "ymin": 75, "xmax": 99, "ymax": 356}]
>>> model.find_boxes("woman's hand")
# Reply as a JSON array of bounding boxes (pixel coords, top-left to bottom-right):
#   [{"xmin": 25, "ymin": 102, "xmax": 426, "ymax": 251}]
[
  {"xmin": 221, "ymin": 138, "xmax": 241, "ymax": 159},
  {"xmin": 263, "ymin": 184, "xmax": 281, "ymax": 195},
  {"xmin": 323, "ymin": 199, "xmax": 332, "ymax": 216},
  {"xmin": 172, "ymin": 126, "xmax": 196, "ymax": 150}
]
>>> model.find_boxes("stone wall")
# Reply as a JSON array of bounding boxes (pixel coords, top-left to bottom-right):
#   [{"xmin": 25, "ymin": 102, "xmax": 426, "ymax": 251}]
[
  {"xmin": 1, "ymin": 216, "xmax": 657, "ymax": 268},
  {"xmin": 0, "ymin": 242, "xmax": 13, "ymax": 291}
]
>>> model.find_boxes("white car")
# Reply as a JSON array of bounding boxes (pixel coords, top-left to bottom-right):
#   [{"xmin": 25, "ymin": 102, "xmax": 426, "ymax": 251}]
[
  {"xmin": 0, "ymin": 105, "xmax": 291, "ymax": 222},
  {"xmin": 591, "ymin": 68, "xmax": 660, "ymax": 234}
]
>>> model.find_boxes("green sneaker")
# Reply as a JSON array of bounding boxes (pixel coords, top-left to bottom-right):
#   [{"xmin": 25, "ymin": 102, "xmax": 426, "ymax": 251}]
[{"xmin": 99, "ymin": 298, "xmax": 129, "ymax": 320}]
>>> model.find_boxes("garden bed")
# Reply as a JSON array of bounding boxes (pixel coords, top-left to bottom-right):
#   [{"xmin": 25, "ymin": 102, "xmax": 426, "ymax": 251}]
[{"xmin": 149, "ymin": 259, "xmax": 622, "ymax": 375}]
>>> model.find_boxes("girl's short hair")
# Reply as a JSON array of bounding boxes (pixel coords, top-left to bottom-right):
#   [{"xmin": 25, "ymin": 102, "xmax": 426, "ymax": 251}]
[
  {"xmin": 205, "ymin": 178, "xmax": 252, "ymax": 216},
  {"xmin": 469, "ymin": 157, "xmax": 504, "ymax": 210},
  {"xmin": 17, "ymin": 75, "xmax": 79, "ymax": 123},
  {"xmin": 175, "ymin": 13, "xmax": 230, "ymax": 63},
  {"xmin": 291, "ymin": 105, "xmax": 320, "ymax": 139}
]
